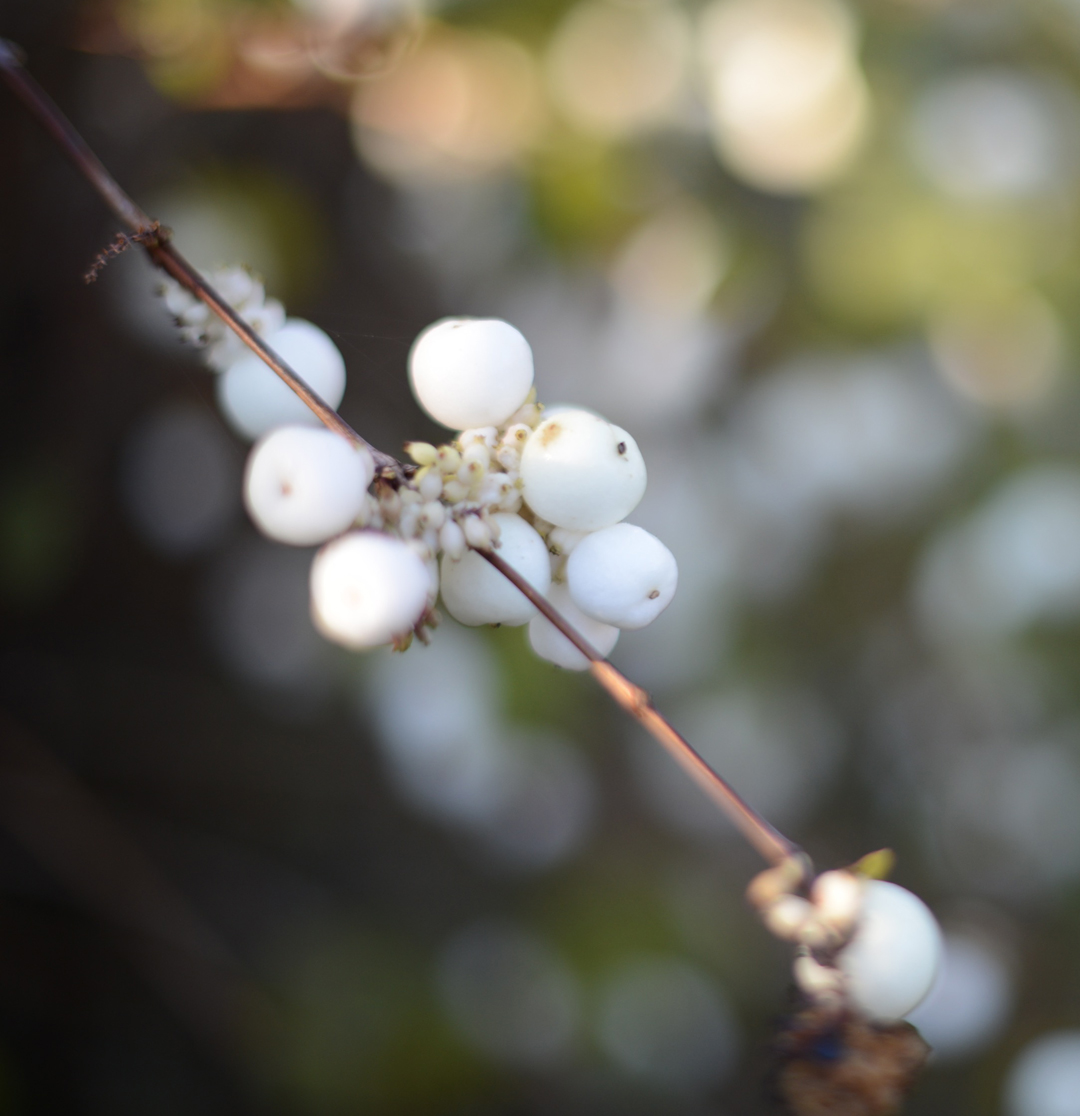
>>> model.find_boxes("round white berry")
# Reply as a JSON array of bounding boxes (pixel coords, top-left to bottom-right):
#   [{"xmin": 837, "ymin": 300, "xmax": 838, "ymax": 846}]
[
  {"xmin": 310, "ymin": 532, "xmax": 429, "ymax": 649},
  {"xmin": 566, "ymin": 523, "xmax": 677, "ymax": 629},
  {"xmin": 244, "ymin": 426, "xmax": 374, "ymax": 546},
  {"xmin": 528, "ymin": 582, "xmax": 619, "ymax": 671},
  {"xmin": 217, "ymin": 319, "xmax": 347, "ymax": 440},
  {"xmin": 836, "ymin": 880, "xmax": 943, "ymax": 1022},
  {"xmin": 520, "ymin": 410, "xmax": 647, "ymax": 531},
  {"xmin": 409, "ymin": 318, "xmax": 534, "ymax": 431},
  {"xmin": 440, "ymin": 512, "xmax": 550, "ymax": 627}
]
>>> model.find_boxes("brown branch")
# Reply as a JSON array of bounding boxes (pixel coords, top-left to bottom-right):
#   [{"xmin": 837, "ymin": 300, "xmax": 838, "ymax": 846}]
[
  {"xmin": 482, "ymin": 550, "xmax": 803, "ymax": 868},
  {"xmin": 1, "ymin": 38, "xmax": 806, "ymax": 877},
  {"xmin": 0, "ymin": 39, "xmax": 402, "ymax": 479}
]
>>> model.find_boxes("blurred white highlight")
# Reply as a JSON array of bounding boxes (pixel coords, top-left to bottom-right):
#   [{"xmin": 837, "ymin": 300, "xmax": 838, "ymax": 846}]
[
  {"xmin": 699, "ymin": 0, "xmax": 870, "ymax": 192},
  {"xmin": 906, "ymin": 931, "xmax": 1013, "ymax": 1060},
  {"xmin": 596, "ymin": 955, "xmax": 740, "ymax": 1092},
  {"xmin": 437, "ymin": 922, "xmax": 579, "ymax": 1067},
  {"xmin": 916, "ymin": 467, "xmax": 1080, "ymax": 641},
  {"xmin": 122, "ymin": 400, "xmax": 240, "ymax": 558},
  {"xmin": 360, "ymin": 625, "xmax": 593, "ymax": 866},
  {"xmin": 1005, "ymin": 1030, "xmax": 1080, "ymax": 1116},
  {"xmin": 909, "ymin": 70, "xmax": 1069, "ymax": 199},
  {"xmin": 204, "ymin": 537, "xmax": 330, "ymax": 699},
  {"xmin": 545, "ymin": 0, "xmax": 691, "ymax": 138}
]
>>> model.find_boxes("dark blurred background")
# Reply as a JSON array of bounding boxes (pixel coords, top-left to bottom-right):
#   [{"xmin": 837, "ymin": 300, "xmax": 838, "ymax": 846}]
[{"xmin": 4, "ymin": 0, "xmax": 1080, "ymax": 1112}]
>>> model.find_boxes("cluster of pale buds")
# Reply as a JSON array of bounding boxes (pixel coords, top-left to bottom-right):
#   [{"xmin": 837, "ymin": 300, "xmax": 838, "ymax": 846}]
[
  {"xmin": 747, "ymin": 855, "xmax": 943, "ymax": 1024},
  {"xmin": 159, "ymin": 266, "xmax": 285, "ymax": 373},
  {"xmin": 158, "ymin": 274, "xmax": 679, "ymax": 667},
  {"xmin": 399, "ymin": 397, "xmax": 542, "ymax": 560}
]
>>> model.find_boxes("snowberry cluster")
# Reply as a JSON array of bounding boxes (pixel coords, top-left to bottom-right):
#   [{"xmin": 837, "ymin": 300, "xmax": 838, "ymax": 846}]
[
  {"xmin": 748, "ymin": 860, "xmax": 943, "ymax": 1023},
  {"xmin": 159, "ymin": 269, "xmax": 678, "ymax": 666}
]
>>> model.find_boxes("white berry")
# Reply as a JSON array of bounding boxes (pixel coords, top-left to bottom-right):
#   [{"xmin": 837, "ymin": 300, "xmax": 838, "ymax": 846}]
[
  {"xmin": 520, "ymin": 410, "xmax": 647, "ymax": 531},
  {"xmin": 409, "ymin": 318, "xmax": 534, "ymax": 431},
  {"xmin": 528, "ymin": 582, "xmax": 619, "ymax": 670},
  {"xmin": 217, "ymin": 319, "xmax": 347, "ymax": 440},
  {"xmin": 566, "ymin": 523, "xmax": 677, "ymax": 629},
  {"xmin": 440, "ymin": 512, "xmax": 550, "ymax": 626},
  {"xmin": 310, "ymin": 531, "xmax": 430, "ymax": 649},
  {"xmin": 836, "ymin": 880, "xmax": 943, "ymax": 1022},
  {"xmin": 244, "ymin": 426, "xmax": 374, "ymax": 546}
]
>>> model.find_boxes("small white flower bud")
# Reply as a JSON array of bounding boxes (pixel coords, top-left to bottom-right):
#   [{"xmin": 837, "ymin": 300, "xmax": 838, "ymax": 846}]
[
  {"xmin": 420, "ymin": 501, "xmax": 446, "ymax": 530},
  {"xmin": 459, "ymin": 426, "xmax": 498, "ymax": 449},
  {"xmin": 457, "ymin": 458, "xmax": 486, "ymax": 489},
  {"xmin": 811, "ymin": 871, "xmax": 865, "ymax": 937},
  {"xmin": 214, "ymin": 267, "xmax": 257, "ymax": 306},
  {"xmin": 506, "ymin": 401, "xmax": 542, "ymax": 428},
  {"xmin": 440, "ymin": 519, "xmax": 466, "ymax": 560},
  {"xmin": 418, "ymin": 468, "xmax": 443, "ymax": 502},
  {"xmin": 547, "ymin": 527, "xmax": 587, "ymax": 558},
  {"xmin": 437, "ymin": 446, "xmax": 461, "ymax": 474},
  {"xmin": 498, "ymin": 488, "xmax": 523, "ymax": 514},
  {"xmin": 354, "ymin": 494, "xmax": 376, "ymax": 527},
  {"xmin": 501, "ymin": 423, "xmax": 532, "ymax": 449},
  {"xmin": 378, "ymin": 487, "xmax": 402, "ymax": 521},
  {"xmin": 405, "ymin": 442, "xmax": 438, "ymax": 467},
  {"xmin": 762, "ymin": 896, "xmax": 817, "ymax": 942},
  {"xmin": 495, "ymin": 445, "xmax": 522, "ymax": 471},
  {"xmin": 161, "ymin": 281, "xmax": 194, "ymax": 318},
  {"xmin": 793, "ymin": 951, "xmax": 845, "ymax": 1000},
  {"xmin": 246, "ymin": 299, "xmax": 285, "ymax": 340},
  {"xmin": 461, "ymin": 443, "xmax": 491, "ymax": 472},
  {"xmin": 442, "ymin": 479, "xmax": 469, "ymax": 504},
  {"xmin": 180, "ymin": 302, "xmax": 210, "ymax": 326},
  {"xmin": 463, "ymin": 516, "xmax": 493, "ymax": 550},
  {"xmin": 478, "ymin": 474, "xmax": 513, "ymax": 508},
  {"xmin": 405, "ymin": 537, "xmax": 433, "ymax": 565}
]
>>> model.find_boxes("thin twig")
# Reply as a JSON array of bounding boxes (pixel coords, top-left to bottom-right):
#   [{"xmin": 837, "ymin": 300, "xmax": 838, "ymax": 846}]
[
  {"xmin": 482, "ymin": 550, "xmax": 802, "ymax": 867},
  {"xmin": 0, "ymin": 39, "xmax": 402, "ymax": 479},
  {"xmin": 1, "ymin": 39, "xmax": 806, "ymax": 876}
]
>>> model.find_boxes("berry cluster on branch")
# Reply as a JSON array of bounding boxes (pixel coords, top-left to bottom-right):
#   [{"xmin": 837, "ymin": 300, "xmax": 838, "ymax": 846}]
[
  {"xmin": 1, "ymin": 41, "xmax": 948, "ymax": 1113},
  {"xmin": 160, "ymin": 270, "xmax": 679, "ymax": 667}
]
